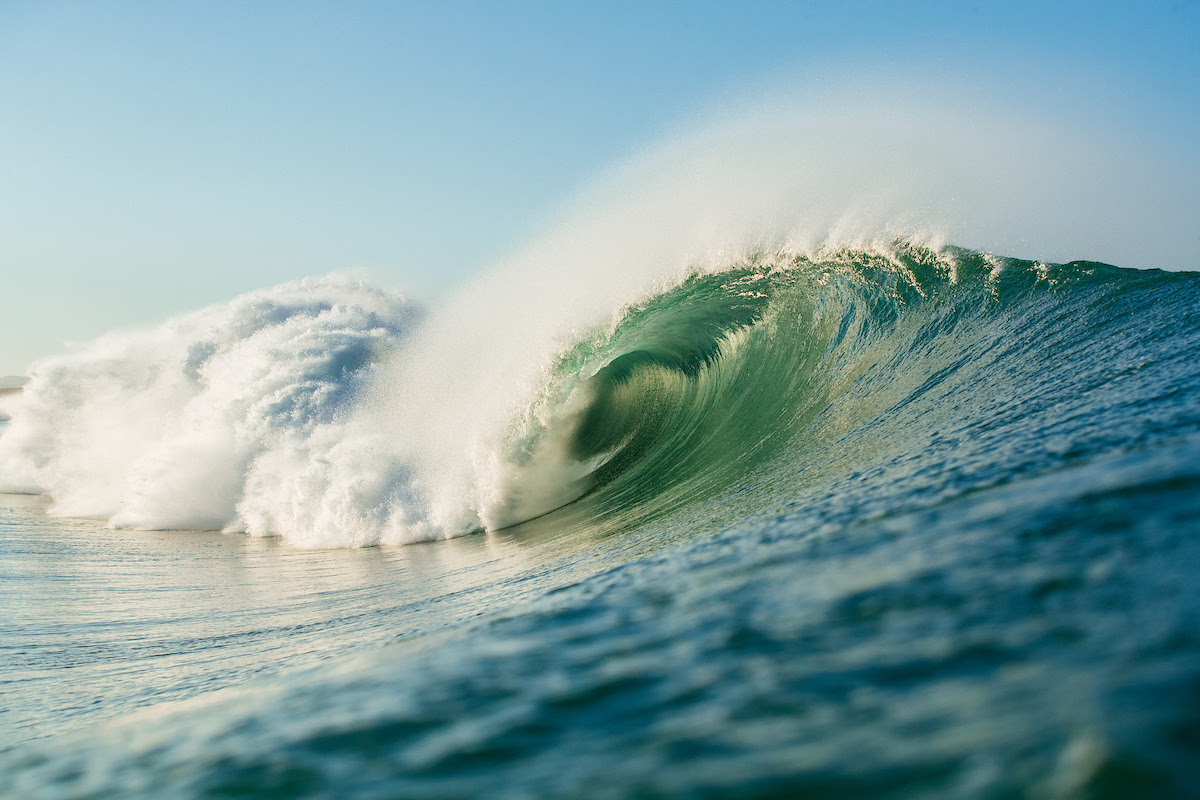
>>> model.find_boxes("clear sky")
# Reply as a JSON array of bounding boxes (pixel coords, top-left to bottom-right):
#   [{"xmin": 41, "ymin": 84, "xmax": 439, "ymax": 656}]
[{"xmin": 1, "ymin": 1, "xmax": 1198, "ymax": 376}]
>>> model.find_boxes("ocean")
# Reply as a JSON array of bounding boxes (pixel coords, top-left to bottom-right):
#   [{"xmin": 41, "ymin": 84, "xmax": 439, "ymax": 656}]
[{"xmin": 2, "ymin": 244, "xmax": 1199, "ymax": 798}]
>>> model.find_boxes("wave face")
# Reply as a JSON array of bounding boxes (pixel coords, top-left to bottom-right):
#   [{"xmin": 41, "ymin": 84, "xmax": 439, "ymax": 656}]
[
  {"xmin": 478, "ymin": 243, "xmax": 1200, "ymax": 539},
  {"xmin": 3, "ymin": 244, "xmax": 1197, "ymax": 552}
]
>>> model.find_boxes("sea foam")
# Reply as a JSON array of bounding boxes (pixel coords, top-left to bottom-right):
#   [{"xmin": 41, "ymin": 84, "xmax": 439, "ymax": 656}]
[{"xmin": 0, "ymin": 275, "xmax": 421, "ymax": 544}]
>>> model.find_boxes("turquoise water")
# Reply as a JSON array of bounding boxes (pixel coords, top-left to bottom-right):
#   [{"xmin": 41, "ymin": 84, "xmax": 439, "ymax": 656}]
[{"xmin": 2, "ymin": 246, "xmax": 1200, "ymax": 797}]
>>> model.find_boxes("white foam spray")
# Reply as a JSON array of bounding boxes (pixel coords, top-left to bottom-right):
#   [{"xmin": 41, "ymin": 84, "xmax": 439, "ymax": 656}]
[{"xmin": 0, "ymin": 275, "xmax": 418, "ymax": 542}]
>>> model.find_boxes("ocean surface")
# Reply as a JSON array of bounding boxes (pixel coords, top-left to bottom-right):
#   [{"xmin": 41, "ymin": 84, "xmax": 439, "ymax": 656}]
[{"xmin": 2, "ymin": 244, "xmax": 1200, "ymax": 798}]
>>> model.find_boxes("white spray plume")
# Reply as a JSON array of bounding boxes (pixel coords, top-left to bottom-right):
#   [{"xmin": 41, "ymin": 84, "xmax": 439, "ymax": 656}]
[{"xmin": 0, "ymin": 276, "xmax": 418, "ymax": 542}]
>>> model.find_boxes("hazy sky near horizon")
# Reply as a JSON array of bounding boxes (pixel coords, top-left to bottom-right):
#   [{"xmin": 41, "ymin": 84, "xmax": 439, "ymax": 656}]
[{"xmin": 1, "ymin": 1, "xmax": 1198, "ymax": 375}]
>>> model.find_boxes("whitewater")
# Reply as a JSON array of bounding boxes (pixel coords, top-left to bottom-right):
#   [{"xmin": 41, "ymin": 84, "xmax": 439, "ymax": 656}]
[{"xmin": 2, "ymin": 85, "xmax": 1200, "ymax": 798}]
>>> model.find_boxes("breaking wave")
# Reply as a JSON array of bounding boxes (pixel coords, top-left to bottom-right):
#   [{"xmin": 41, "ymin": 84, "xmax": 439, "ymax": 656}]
[
  {"xmin": 2, "ymin": 243, "xmax": 1193, "ymax": 547},
  {"xmin": 3, "ymin": 80, "xmax": 1197, "ymax": 547}
]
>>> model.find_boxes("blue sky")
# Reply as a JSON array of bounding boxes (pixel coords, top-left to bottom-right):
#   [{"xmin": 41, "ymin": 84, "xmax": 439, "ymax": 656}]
[{"xmin": 1, "ymin": 1, "xmax": 1197, "ymax": 375}]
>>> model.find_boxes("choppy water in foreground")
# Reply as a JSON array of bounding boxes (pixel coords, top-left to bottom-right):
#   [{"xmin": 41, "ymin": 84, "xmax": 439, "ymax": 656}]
[{"xmin": 2, "ymin": 246, "xmax": 1200, "ymax": 797}]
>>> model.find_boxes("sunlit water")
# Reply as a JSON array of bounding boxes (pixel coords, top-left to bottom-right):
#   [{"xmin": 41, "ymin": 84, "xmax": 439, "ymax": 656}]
[{"xmin": 3, "ymin": 249, "xmax": 1200, "ymax": 798}]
